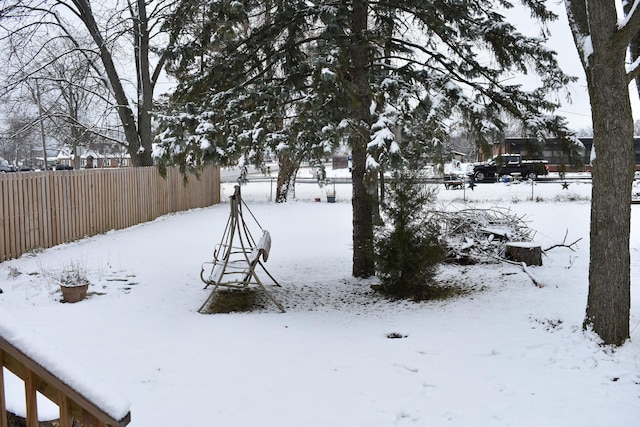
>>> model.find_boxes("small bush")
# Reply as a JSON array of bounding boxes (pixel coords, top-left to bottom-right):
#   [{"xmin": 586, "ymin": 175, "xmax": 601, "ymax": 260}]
[
  {"xmin": 374, "ymin": 171, "xmax": 446, "ymax": 300},
  {"xmin": 59, "ymin": 261, "xmax": 89, "ymax": 286}
]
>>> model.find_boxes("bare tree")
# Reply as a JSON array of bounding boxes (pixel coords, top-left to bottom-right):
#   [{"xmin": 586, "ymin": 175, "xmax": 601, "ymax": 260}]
[
  {"xmin": 45, "ymin": 41, "xmax": 112, "ymax": 168},
  {"xmin": 0, "ymin": 0, "xmax": 190, "ymax": 166},
  {"xmin": 0, "ymin": 33, "xmax": 116, "ymax": 168},
  {"xmin": 565, "ymin": 1, "xmax": 640, "ymax": 345},
  {"xmin": 0, "ymin": 114, "xmax": 37, "ymax": 164},
  {"xmin": 0, "ymin": 73, "xmax": 56, "ymax": 168}
]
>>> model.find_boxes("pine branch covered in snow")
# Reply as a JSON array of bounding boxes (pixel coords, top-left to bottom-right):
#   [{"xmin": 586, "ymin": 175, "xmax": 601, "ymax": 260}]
[{"xmin": 155, "ymin": 0, "xmax": 579, "ymax": 174}]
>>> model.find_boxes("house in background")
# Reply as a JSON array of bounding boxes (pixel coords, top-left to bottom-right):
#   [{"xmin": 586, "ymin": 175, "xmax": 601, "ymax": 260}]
[
  {"xmin": 54, "ymin": 147, "xmax": 132, "ymax": 169},
  {"xmin": 449, "ymin": 150, "xmax": 467, "ymax": 163},
  {"xmin": 481, "ymin": 137, "xmax": 640, "ymax": 172}
]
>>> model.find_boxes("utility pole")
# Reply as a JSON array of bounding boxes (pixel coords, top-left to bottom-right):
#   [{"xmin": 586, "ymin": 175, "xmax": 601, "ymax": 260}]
[{"xmin": 35, "ymin": 79, "xmax": 49, "ymax": 169}]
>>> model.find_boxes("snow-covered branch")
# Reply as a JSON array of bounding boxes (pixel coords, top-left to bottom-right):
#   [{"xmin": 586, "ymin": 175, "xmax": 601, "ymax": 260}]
[
  {"xmin": 621, "ymin": 0, "xmax": 640, "ymax": 84},
  {"xmin": 564, "ymin": 0, "xmax": 591, "ymax": 68},
  {"xmin": 627, "ymin": 54, "xmax": 640, "ymax": 84},
  {"xmin": 618, "ymin": 0, "xmax": 640, "ymax": 36}
]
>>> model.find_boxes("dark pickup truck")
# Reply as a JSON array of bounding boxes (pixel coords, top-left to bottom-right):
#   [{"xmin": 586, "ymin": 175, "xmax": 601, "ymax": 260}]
[{"xmin": 468, "ymin": 154, "xmax": 548, "ymax": 182}]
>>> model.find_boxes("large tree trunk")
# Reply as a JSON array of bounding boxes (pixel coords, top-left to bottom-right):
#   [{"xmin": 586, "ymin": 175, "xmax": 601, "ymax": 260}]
[
  {"xmin": 350, "ymin": 0, "xmax": 375, "ymax": 278},
  {"xmin": 135, "ymin": 0, "xmax": 155, "ymax": 167},
  {"xmin": 75, "ymin": 0, "xmax": 153, "ymax": 167},
  {"xmin": 583, "ymin": 3, "xmax": 633, "ymax": 346},
  {"xmin": 275, "ymin": 156, "xmax": 299, "ymax": 203}
]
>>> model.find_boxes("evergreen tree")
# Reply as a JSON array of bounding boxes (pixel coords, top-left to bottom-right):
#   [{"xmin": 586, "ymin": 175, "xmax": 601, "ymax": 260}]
[
  {"xmin": 156, "ymin": 0, "xmax": 578, "ymax": 278},
  {"xmin": 375, "ymin": 170, "xmax": 444, "ymax": 299}
]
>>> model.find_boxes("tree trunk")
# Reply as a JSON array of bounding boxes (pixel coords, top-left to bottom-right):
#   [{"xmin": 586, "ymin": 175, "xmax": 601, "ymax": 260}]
[
  {"xmin": 583, "ymin": 2, "xmax": 632, "ymax": 345},
  {"xmin": 275, "ymin": 156, "xmax": 299, "ymax": 203},
  {"xmin": 135, "ymin": 0, "xmax": 155, "ymax": 167},
  {"xmin": 75, "ymin": 0, "xmax": 152, "ymax": 167},
  {"xmin": 350, "ymin": 0, "xmax": 375, "ymax": 278}
]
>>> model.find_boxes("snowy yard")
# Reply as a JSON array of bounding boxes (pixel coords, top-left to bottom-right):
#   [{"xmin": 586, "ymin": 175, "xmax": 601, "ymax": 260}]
[{"xmin": 1, "ymin": 171, "xmax": 639, "ymax": 426}]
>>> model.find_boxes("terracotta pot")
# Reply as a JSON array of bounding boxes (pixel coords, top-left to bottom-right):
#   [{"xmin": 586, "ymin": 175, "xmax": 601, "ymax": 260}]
[{"xmin": 60, "ymin": 283, "xmax": 89, "ymax": 303}]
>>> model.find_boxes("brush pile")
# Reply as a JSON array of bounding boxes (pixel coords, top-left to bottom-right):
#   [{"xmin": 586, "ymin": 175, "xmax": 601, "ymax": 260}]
[{"xmin": 435, "ymin": 207, "xmax": 535, "ymax": 264}]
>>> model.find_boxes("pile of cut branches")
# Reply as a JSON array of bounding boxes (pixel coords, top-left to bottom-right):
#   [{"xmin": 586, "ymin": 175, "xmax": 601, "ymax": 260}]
[{"xmin": 434, "ymin": 207, "xmax": 535, "ymax": 264}]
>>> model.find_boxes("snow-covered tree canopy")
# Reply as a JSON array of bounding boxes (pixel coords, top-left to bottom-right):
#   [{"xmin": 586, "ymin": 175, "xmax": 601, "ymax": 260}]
[{"xmin": 154, "ymin": 0, "xmax": 580, "ymax": 172}]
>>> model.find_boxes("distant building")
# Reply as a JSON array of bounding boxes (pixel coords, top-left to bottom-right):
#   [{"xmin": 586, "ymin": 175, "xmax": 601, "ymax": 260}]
[
  {"xmin": 332, "ymin": 154, "xmax": 349, "ymax": 169},
  {"xmin": 449, "ymin": 151, "xmax": 467, "ymax": 162},
  {"xmin": 54, "ymin": 147, "xmax": 131, "ymax": 168},
  {"xmin": 483, "ymin": 137, "xmax": 640, "ymax": 172}
]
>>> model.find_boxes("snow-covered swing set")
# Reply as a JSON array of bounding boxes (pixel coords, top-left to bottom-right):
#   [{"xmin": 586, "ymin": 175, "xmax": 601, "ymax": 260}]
[{"xmin": 199, "ymin": 185, "xmax": 286, "ymax": 313}]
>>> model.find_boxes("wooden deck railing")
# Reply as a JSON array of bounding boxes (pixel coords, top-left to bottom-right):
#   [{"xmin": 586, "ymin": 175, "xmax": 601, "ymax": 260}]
[
  {"xmin": 0, "ymin": 165, "xmax": 220, "ymax": 262},
  {"xmin": 1, "ymin": 335, "xmax": 131, "ymax": 427}
]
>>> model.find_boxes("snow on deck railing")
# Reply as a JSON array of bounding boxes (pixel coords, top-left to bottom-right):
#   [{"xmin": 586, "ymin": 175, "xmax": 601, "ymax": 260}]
[{"xmin": 0, "ymin": 311, "xmax": 131, "ymax": 427}]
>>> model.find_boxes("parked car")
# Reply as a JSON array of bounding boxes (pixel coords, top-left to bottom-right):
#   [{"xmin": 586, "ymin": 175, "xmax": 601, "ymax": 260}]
[
  {"xmin": 468, "ymin": 154, "xmax": 548, "ymax": 182},
  {"xmin": 0, "ymin": 158, "xmax": 17, "ymax": 173},
  {"xmin": 49, "ymin": 163, "xmax": 75, "ymax": 170}
]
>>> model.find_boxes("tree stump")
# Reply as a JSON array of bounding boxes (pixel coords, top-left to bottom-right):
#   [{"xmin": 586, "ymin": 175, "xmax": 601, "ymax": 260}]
[{"xmin": 505, "ymin": 242, "xmax": 542, "ymax": 266}]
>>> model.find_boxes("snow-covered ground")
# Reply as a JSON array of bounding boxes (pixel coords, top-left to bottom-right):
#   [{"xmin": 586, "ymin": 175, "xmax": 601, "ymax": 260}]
[{"xmin": 1, "ymin": 167, "xmax": 639, "ymax": 426}]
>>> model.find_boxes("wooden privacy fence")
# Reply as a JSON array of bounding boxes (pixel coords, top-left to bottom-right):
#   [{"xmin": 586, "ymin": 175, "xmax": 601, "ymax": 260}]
[{"xmin": 0, "ymin": 166, "xmax": 220, "ymax": 262}]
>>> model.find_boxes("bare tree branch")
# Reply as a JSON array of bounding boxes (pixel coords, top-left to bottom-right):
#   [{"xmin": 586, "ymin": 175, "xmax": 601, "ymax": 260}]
[{"xmin": 543, "ymin": 229, "xmax": 582, "ymax": 252}]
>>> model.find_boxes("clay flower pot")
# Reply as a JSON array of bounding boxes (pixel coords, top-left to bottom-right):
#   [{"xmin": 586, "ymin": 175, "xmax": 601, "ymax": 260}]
[
  {"xmin": 60, "ymin": 283, "xmax": 89, "ymax": 303},
  {"xmin": 59, "ymin": 266, "xmax": 90, "ymax": 303}
]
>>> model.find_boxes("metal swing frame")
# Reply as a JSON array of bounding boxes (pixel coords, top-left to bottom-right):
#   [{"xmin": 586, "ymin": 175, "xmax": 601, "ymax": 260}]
[{"xmin": 199, "ymin": 185, "xmax": 285, "ymax": 313}]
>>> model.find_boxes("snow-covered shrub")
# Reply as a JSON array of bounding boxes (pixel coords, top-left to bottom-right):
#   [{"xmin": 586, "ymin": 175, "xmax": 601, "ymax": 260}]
[
  {"xmin": 374, "ymin": 171, "xmax": 445, "ymax": 299},
  {"xmin": 59, "ymin": 261, "xmax": 89, "ymax": 287}
]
